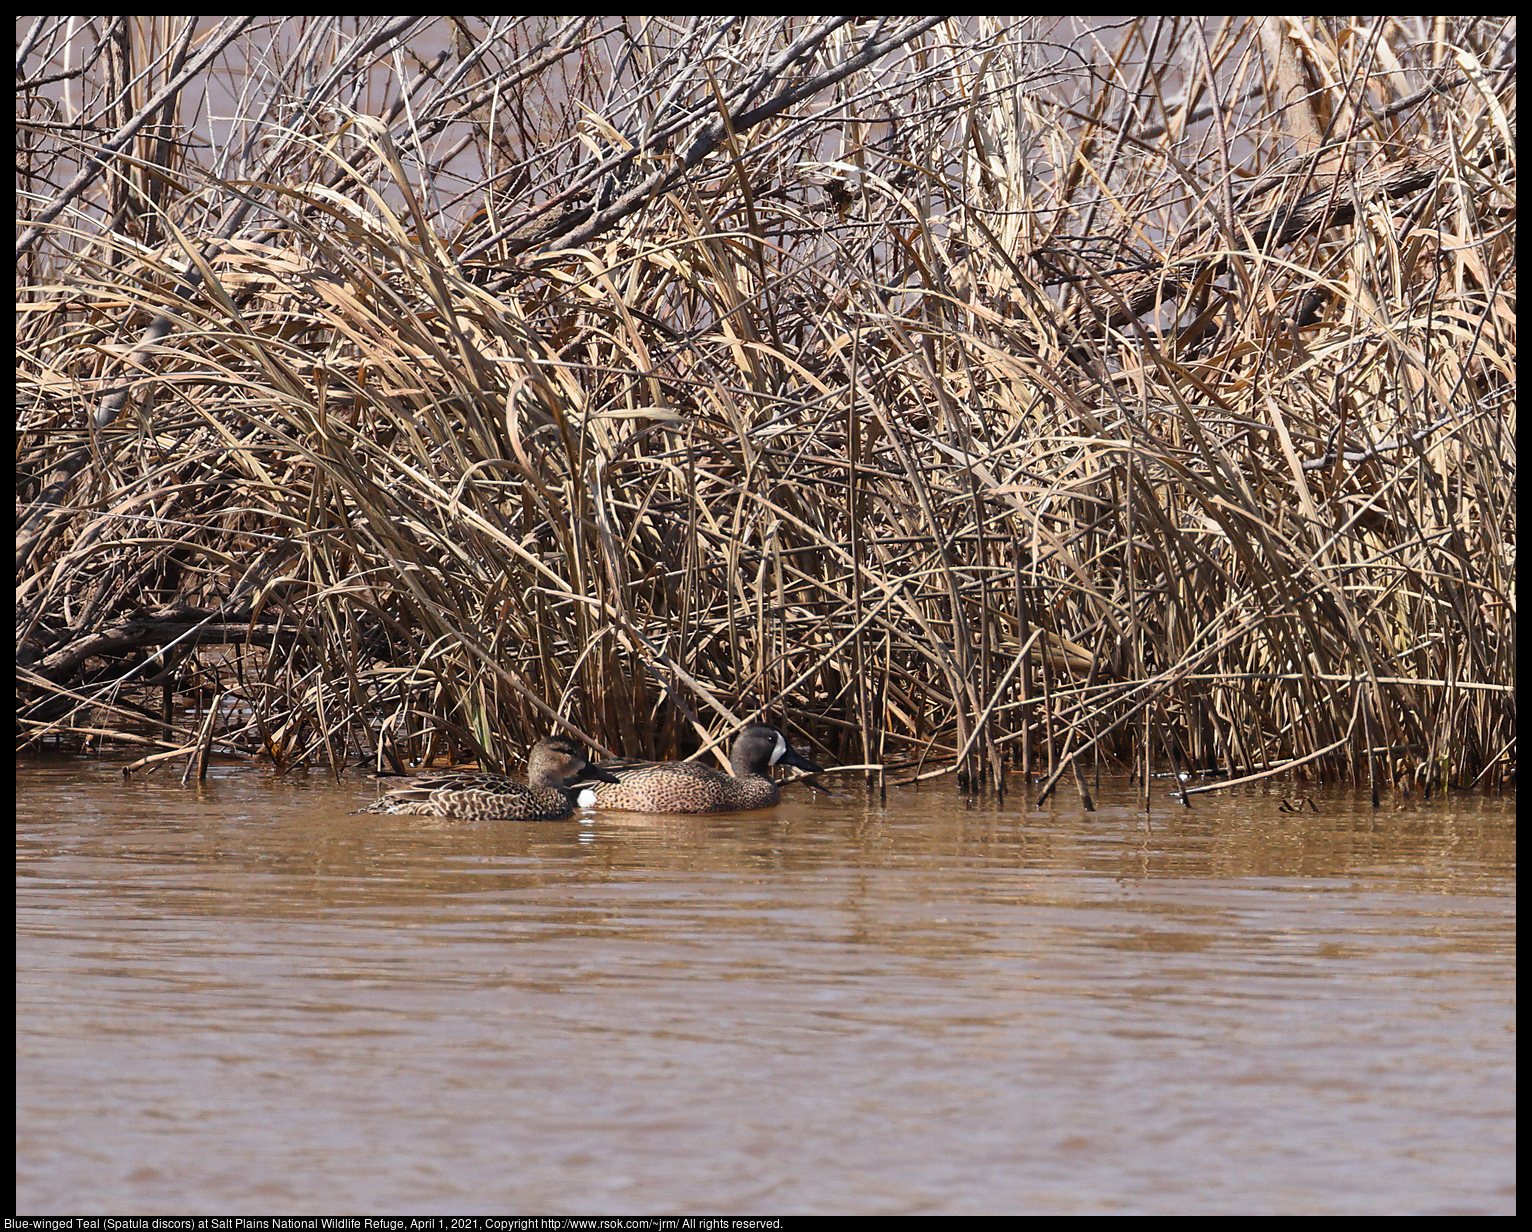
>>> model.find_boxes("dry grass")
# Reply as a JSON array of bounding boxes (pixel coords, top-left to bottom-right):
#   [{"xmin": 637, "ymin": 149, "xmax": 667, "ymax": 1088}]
[{"xmin": 17, "ymin": 17, "xmax": 1516, "ymax": 800}]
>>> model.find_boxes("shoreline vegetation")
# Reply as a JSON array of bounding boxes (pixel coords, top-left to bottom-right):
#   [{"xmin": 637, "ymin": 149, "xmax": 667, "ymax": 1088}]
[{"xmin": 16, "ymin": 18, "xmax": 1515, "ymax": 803}]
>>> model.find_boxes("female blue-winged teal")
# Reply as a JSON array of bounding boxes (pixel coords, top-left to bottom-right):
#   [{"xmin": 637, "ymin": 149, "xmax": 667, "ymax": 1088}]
[
  {"xmin": 355, "ymin": 736, "xmax": 620, "ymax": 820},
  {"xmin": 577, "ymin": 724, "xmax": 824, "ymax": 814}
]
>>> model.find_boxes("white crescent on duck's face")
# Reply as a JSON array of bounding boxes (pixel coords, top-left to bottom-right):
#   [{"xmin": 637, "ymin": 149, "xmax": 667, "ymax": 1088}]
[{"xmin": 769, "ymin": 729, "xmax": 788, "ymax": 765}]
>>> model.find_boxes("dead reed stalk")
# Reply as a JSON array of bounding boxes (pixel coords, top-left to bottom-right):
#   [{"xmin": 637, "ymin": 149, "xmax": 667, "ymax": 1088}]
[{"xmin": 17, "ymin": 17, "xmax": 1515, "ymax": 797}]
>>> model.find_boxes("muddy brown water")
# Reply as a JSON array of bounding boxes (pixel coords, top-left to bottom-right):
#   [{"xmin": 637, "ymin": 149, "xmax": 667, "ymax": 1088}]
[{"xmin": 16, "ymin": 756, "xmax": 1515, "ymax": 1215}]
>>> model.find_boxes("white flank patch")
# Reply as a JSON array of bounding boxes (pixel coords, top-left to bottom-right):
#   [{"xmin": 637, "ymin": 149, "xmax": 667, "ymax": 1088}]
[{"xmin": 770, "ymin": 729, "xmax": 787, "ymax": 765}]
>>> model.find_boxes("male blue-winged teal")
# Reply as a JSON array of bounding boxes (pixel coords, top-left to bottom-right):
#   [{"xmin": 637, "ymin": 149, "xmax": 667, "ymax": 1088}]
[
  {"xmin": 355, "ymin": 736, "xmax": 620, "ymax": 820},
  {"xmin": 577, "ymin": 724, "xmax": 825, "ymax": 814}
]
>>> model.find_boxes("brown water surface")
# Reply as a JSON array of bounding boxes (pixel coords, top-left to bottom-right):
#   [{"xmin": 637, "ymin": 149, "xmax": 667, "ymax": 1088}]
[{"xmin": 16, "ymin": 756, "xmax": 1515, "ymax": 1215}]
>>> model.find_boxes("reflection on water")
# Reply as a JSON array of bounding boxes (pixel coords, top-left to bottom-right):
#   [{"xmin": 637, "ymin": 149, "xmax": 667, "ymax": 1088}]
[{"xmin": 16, "ymin": 757, "xmax": 1515, "ymax": 1215}]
